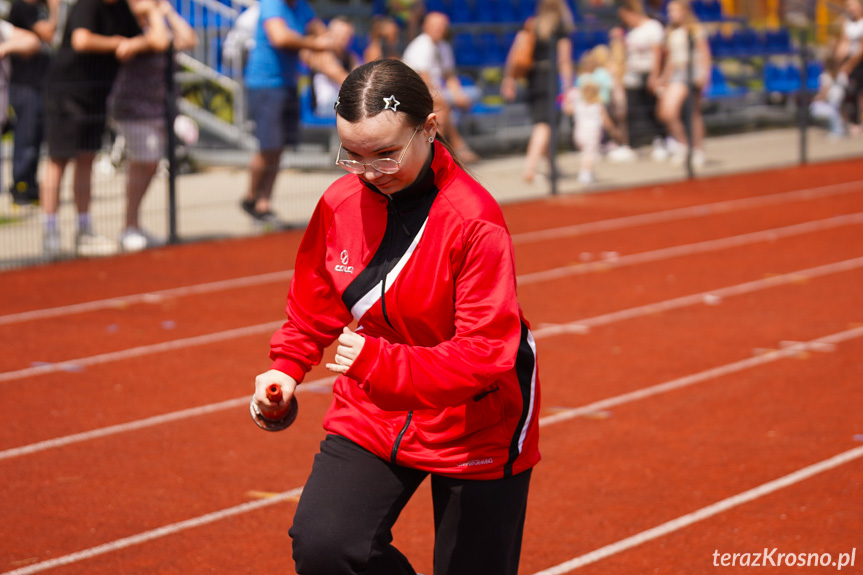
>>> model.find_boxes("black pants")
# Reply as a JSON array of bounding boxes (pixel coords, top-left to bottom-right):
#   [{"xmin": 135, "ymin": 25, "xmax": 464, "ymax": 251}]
[
  {"xmin": 290, "ymin": 435, "xmax": 532, "ymax": 575},
  {"xmin": 9, "ymin": 84, "xmax": 45, "ymax": 197},
  {"xmin": 625, "ymin": 77, "xmax": 666, "ymax": 147}
]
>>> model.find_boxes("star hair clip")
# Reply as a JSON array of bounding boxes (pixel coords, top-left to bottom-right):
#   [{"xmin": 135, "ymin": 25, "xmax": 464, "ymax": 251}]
[
  {"xmin": 383, "ymin": 95, "xmax": 401, "ymax": 113},
  {"xmin": 334, "ymin": 96, "xmax": 340, "ymax": 110}
]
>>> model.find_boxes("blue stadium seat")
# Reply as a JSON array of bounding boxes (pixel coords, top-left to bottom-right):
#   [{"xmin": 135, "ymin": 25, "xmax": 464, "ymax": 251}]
[
  {"xmin": 453, "ymin": 33, "xmax": 482, "ymax": 67},
  {"xmin": 449, "ymin": 0, "xmax": 474, "ymax": 23},
  {"xmin": 299, "ymin": 85, "xmax": 337, "ymax": 128},
  {"xmin": 732, "ymin": 28, "xmax": 764, "ymax": 58},
  {"xmin": 806, "ymin": 60, "xmax": 823, "ymax": 92},
  {"xmin": 704, "ymin": 64, "xmax": 747, "ymax": 98},
  {"xmin": 517, "ymin": 0, "xmax": 535, "ymax": 20},
  {"xmin": 764, "ymin": 28, "xmax": 795, "ymax": 55},
  {"xmin": 709, "ymin": 32, "xmax": 733, "ymax": 59},
  {"xmin": 425, "ymin": 0, "xmax": 448, "ymax": 13},
  {"xmin": 571, "ymin": 29, "xmax": 608, "ymax": 59},
  {"xmin": 475, "ymin": 0, "xmax": 519, "ymax": 23},
  {"xmin": 764, "ymin": 61, "xmax": 801, "ymax": 94},
  {"xmin": 693, "ymin": 0, "xmax": 724, "ymax": 21}
]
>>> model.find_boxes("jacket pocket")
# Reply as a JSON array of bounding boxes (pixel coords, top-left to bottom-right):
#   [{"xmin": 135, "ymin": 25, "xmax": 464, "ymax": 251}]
[{"xmin": 412, "ymin": 384, "xmax": 504, "ymax": 444}]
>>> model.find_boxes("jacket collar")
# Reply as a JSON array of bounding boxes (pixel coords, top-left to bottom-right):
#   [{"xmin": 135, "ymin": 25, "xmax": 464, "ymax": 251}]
[{"xmin": 361, "ymin": 141, "xmax": 454, "ymax": 208}]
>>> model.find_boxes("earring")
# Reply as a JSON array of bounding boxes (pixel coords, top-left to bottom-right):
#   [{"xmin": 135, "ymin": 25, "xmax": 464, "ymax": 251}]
[{"xmin": 428, "ymin": 136, "xmax": 435, "ymax": 143}]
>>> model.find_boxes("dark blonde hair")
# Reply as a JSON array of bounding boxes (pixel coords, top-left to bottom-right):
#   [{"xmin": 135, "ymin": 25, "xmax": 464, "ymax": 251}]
[
  {"xmin": 336, "ymin": 59, "xmax": 434, "ymax": 126},
  {"xmin": 336, "ymin": 59, "xmax": 468, "ymax": 170}
]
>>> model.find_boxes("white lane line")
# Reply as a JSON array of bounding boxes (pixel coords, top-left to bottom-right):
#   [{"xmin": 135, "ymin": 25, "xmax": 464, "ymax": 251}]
[
  {"xmin": 1, "ymin": 487, "xmax": 305, "ymax": 575},
  {"xmin": 531, "ymin": 255, "xmax": 863, "ymax": 338},
  {"xmin": 530, "ymin": 444, "xmax": 863, "ymax": 575},
  {"xmin": 3, "ymin": 208, "xmax": 862, "ymax": 386},
  {"xmin": 517, "ymin": 212, "xmax": 863, "ymax": 285},
  {"xmin": 2, "ymin": 179, "xmax": 860, "ymax": 327},
  {"xmin": 4, "ymin": 326, "xmax": 862, "ymax": 575},
  {"xmin": 3, "ymin": 257, "xmax": 862, "ymax": 457},
  {"xmin": 0, "ymin": 322, "xmax": 284, "ymax": 384},
  {"xmin": 0, "ymin": 377, "xmax": 336, "ymax": 462},
  {"xmin": 538, "ymin": 325, "xmax": 863, "ymax": 427},
  {"xmin": 511, "ymin": 178, "xmax": 863, "ymax": 244},
  {"xmin": 0, "ymin": 270, "xmax": 293, "ymax": 327}
]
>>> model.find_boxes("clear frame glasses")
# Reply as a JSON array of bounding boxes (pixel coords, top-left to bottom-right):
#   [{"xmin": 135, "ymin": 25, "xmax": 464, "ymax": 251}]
[{"xmin": 335, "ymin": 126, "xmax": 422, "ymax": 175}]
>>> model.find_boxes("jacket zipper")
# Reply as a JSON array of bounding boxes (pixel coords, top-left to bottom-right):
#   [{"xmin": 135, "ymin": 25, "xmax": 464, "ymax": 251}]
[
  {"xmin": 391, "ymin": 411, "xmax": 413, "ymax": 464},
  {"xmin": 382, "ymin": 196, "xmax": 413, "ymax": 464}
]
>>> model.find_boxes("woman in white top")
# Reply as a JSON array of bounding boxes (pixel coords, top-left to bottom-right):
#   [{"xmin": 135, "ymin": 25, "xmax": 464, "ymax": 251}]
[
  {"xmin": 615, "ymin": 0, "xmax": 667, "ymax": 159},
  {"xmin": 656, "ymin": 0, "xmax": 711, "ymax": 167},
  {"xmin": 835, "ymin": 0, "xmax": 863, "ymax": 134}
]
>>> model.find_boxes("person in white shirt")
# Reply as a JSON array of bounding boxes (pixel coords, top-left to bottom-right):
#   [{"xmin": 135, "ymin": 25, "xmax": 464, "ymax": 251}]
[
  {"xmin": 615, "ymin": 0, "xmax": 667, "ymax": 160},
  {"xmin": 655, "ymin": 0, "xmax": 711, "ymax": 168},
  {"xmin": 402, "ymin": 11, "xmax": 479, "ymax": 162},
  {"xmin": 834, "ymin": 0, "xmax": 863, "ymax": 135}
]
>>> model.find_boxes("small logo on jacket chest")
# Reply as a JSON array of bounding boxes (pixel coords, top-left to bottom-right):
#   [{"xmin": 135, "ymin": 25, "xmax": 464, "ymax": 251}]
[{"xmin": 334, "ymin": 250, "xmax": 354, "ymax": 274}]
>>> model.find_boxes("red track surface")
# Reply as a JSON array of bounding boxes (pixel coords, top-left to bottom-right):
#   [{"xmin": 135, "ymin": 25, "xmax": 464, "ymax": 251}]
[{"xmin": 1, "ymin": 159, "xmax": 862, "ymax": 574}]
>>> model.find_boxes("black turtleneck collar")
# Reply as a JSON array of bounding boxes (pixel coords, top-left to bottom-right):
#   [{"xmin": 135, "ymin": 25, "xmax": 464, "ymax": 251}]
[{"xmin": 362, "ymin": 144, "xmax": 437, "ymax": 210}]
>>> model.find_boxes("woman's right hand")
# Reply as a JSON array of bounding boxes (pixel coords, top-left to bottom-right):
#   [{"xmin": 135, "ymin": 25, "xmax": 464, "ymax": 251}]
[
  {"xmin": 253, "ymin": 369, "xmax": 298, "ymax": 411},
  {"xmin": 501, "ymin": 76, "xmax": 517, "ymax": 101}
]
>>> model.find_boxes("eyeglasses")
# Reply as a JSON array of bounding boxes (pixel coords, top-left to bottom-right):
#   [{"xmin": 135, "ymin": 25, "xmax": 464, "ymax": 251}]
[{"xmin": 335, "ymin": 126, "xmax": 422, "ymax": 175}]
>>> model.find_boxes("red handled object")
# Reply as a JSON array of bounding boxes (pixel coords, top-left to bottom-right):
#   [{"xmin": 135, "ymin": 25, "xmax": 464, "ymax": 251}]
[{"xmin": 250, "ymin": 383, "xmax": 298, "ymax": 432}]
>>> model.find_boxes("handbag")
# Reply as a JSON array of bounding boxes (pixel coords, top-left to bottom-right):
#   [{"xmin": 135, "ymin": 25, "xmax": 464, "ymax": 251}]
[{"xmin": 507, "ymin": 28, "xmax": 535, "ymax": 79}]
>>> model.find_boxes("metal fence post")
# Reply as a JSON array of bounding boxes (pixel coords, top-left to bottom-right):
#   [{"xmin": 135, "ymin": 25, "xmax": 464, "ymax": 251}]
[
  {"xmin": 685, "ymin": 31, "xmax": 695, "ymax": 179},
  {"xmin": 165, "ymin": 42, "xmax": 179, "ymax": 244},
  {"xmin": 798, "ymin": 26, "xmax": 810, "ymax": 165},
  {"xmin": 548, "ymin": 36, "xmax": 559, "ymax": 196}
]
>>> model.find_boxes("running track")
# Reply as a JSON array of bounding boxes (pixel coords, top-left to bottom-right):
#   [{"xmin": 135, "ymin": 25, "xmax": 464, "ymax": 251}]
[{"xmin": 1, "ymin": 159, "xmax": 862, "ymax": 574}]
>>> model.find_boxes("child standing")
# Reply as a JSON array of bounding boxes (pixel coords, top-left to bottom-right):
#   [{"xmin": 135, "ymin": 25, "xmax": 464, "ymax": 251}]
[{"xmin": 566, "ymin": 81, "xmax": 618, "ymax": 184}]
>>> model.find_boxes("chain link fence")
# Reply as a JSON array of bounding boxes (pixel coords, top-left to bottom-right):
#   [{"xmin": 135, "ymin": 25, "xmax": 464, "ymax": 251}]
[{"xmin": 2, "ymin": 0, "xmax": 863, "ymax": 270}]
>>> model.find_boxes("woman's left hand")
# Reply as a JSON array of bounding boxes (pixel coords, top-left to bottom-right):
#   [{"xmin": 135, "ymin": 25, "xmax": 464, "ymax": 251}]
[{"xmin": 326, "ymin": 327, "xmax": 365, "ymax": 375}]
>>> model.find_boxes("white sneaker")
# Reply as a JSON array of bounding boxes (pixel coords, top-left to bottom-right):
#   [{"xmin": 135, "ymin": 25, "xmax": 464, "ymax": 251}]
[
  {"xmin": 608, "ymin": 145, "xmax": 637, "ymax": 163},
  {"xmin": 43, "ymin": 228, "xmax": 62, "ymax": 258},
  {"xmin": 120, "ymin": 227, "xmax": 162, "ymax": 252},
  {"xmin": 577, "ymin": 170, "xmax": 595, "ymax": 184},
  {"xmin": 692, "ymin": 149, "xmax": 706, "ymax": 169},
  {"xmin": 651, "ymin": 138, "xmax": 669, "ymax": 161},
  {"xmin": 76, "ymin": 229, "xmax": 118, "ymax": 257},
  {"xmin": 670, "ymin": 147, "xmax": 688, "ymax": 166}
]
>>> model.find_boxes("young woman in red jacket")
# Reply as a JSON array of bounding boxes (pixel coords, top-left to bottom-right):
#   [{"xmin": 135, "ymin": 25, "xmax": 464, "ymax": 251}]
[{"xmin": 252, "ymin": 58, "xmax": 540, "ymax": 575}]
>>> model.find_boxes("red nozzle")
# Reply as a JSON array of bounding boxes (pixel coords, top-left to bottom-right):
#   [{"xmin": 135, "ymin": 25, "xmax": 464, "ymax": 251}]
[
  {"xmin": 266, "ymin": 383, "xmax": 283, "ymax": 403},
  {"xmin": 260, "ymin": 383, "xmax": 289, "ymax": 421}
]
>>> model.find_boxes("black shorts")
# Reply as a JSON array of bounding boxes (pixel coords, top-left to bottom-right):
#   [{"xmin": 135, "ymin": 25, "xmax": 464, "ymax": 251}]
[{"xmin": 44, "ymin": 90, "xmax": 109, "ymax": 158}]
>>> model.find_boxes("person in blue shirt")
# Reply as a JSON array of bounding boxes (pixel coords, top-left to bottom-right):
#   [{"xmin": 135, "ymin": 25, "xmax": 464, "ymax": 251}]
[{"xmin": 241, "ymin": 0, "xmax": 330, "ymax": 225}]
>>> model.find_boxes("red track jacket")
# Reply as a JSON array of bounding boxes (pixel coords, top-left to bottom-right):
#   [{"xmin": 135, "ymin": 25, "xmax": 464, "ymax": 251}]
[{"xmin": 269, "ymin": 142, "xmax": 540, "ymax": 479}]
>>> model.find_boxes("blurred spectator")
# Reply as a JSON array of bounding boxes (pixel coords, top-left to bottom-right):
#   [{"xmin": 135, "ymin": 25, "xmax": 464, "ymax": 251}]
[
  {"xmin": 565, "ymin": 81, "xmax": 618, "ymax": 184},
  {"xmin": 656, "ymin": 0, "xmax": 711, "ymax": 167},
  {"xmin": 575, "ymin": 46, "xmax": 631, "ymax": 162},
  {"xmin": 809, "ymin": 55, "xmax": 847, "ymax": 138},
  {"xmin": 501, "ymin": 0, "xmax": 575, "ymax": 182},
  {"xmin": 584, "ymin": 45, "xmax": 615, "ymax": 107},
  {"xmin": 402, "ymin": 11, "xmax": 481, "ymax": 163},
  {"xmin": 301, "ymin": 17, "xmax": 360, "ymax": 117},
  {"xmin": 108, "ymin": 0, "xmax": 196, "ymax": 252},
  {"xmin": 222, "ymin": 2, "xmax": 260, "ymax": 77},
  {"xmin": 386, "ymin": 0, "xmax": 425, "ymax": 44},
  {"xmin": 615, "ymin": 0, "xmax": 667, "ymax": 161},
  {"xmin": 40, "ymin": 0, "xmax": 151, "ymax": 257},
  {"xmin": 7, "ymin": 0, "xmax": 58, "ymax": 207},
  {"xmin": 364, "ymin": 15, "xmax": 400, "ymax": 62},
  {"xmin": 834, "ymin": 0, "xmax": 863, "ymax": 136},
  {"xmin": 241, "ymin": 0, "xmax": 329, "ymax": 225}
]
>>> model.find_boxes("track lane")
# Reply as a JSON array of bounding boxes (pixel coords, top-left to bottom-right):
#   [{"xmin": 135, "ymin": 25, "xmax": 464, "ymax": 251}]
[
  {"xmin": 558, "ymin": 458, "xmax": 863, "ymax": 574},
  {"xmin": 2, "ymin": 208, "xmax": 862, "ymax": 374},
  {"xmin": 5, "ymin": 325, "xmax": 861, "ymax": 574},
  {"xmin": 1, "ymin": 160, "xmax": 863, "ymax": 572},
  {"xmin": 2, "ymin": 279, "xmax": 862, "ymax": 571}
]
